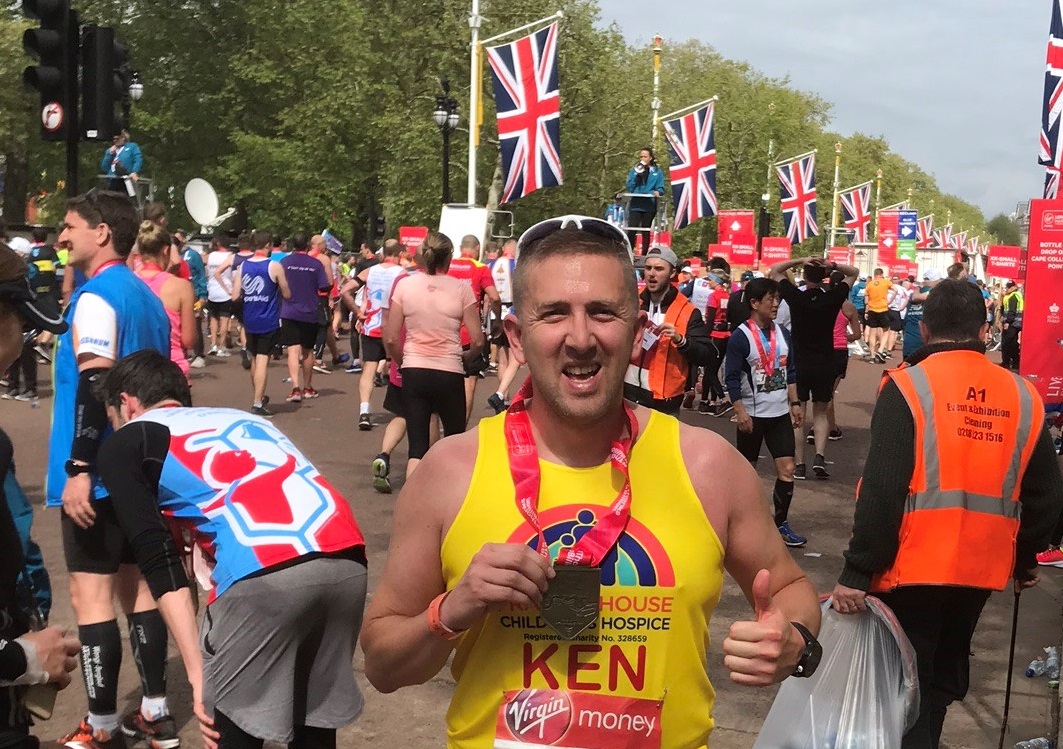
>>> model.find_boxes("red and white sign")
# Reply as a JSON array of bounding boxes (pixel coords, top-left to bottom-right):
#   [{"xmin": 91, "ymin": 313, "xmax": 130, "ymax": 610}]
[
  {"xmin": 398, "ymin": 226, "xmax": 428, "ymax": 256},
  {"xmin": 827, "ymin": 246, "xmax": 852, "ymax": 265},
  {"xmin": 1021, "ymin": 199, "xmax": 1063, "ymax": 404},
  {"xmin": 759, "ymin": 237, "xmax": 791, "ymax": 269},
  {"xmin": 728, "ymin": 237, "xmax": 757, "ymax": 266},
  {"xmin": 717, "ymin": 210, "xmax": 755, "ymax": 245},
  {"xmin": 41, "ymin": 102, "xmax": 63, "ymax": 132},
  {"xmin": 707, "ymin": 243, "xmax": 729, "ymax": 262},
  {"xmin": 686, "ymin": 256, "xmax": 702, "ymax": 271},
  {"xmin": 877, "ymin": 210, "xmax": 899, "ymax": 264},
  {"xmin": 986, "ymin": 245, "xmax": 1023, "ymax": 279},
  {"xmin": 495, "ymin": 689, "xmax": 663, "ymax": 749},
  {"xmin": 889, "ymin": 261, "xmax": 910, "ymax": 280}
]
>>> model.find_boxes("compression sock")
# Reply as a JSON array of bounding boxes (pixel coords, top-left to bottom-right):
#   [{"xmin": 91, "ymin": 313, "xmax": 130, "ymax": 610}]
[
  {"xmin": 773, "ymin": 478, "xmax": 795, "ymax": 526},
  {"xmin": 79, "ymin": 620, "xmax": 122, "ymax": 728},
  {"xmin": 359, "ymin": 402, "xmax": 370, "ymax": 415},
  {"xmin": 128, "ymin": 610, "xmax": 169, "ymax": 708}
]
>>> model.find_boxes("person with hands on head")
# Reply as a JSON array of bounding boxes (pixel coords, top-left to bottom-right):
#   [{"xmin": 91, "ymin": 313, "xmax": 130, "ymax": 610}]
[
  {"xmin": 724, "ymin": 278, "xmax": 806, "ymax": 548},
  {"xmin": 361, "ymin": 215, "xmax": 820, "ymax": 749},
  {"xmin": 831, "ymin": 279, "xmax": 1063, "ymax": 749}
]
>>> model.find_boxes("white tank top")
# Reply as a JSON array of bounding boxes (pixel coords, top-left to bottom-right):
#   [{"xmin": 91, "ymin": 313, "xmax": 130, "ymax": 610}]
[
  {"xmin": 206, "ymin": 250, "xmax": 233, "ymax": 303},
  {"xmin": 363, "ymin": 262, "xmax": 405, "ymax": 337}
]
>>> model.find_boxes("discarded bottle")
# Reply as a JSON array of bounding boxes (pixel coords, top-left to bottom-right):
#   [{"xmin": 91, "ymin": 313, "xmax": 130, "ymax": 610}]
[
  {"xmin": 1014, "ymin": 738, "xmax": 1054, "ymax": 749},
  {"xmin": 1046, "ymin": 646, "xmax": 1060, "ymax": 680},
  {"xmin": 1027, "ymin": 656, "xmax": 1047, "ymax": 677}
]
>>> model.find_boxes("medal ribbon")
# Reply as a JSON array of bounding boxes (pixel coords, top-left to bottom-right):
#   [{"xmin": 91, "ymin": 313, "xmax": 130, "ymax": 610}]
[
  {"xmin": 746, "ymin": 319, "xmax": 777, "ymax": 374},
  {"xmin": 504, "ymin": 376, "xmax": 638, "ymax": 567}
]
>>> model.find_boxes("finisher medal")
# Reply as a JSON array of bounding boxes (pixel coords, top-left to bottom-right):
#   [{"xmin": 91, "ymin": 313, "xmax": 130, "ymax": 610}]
[{"xmin": 541, "ymin": 566, "xmax": 602, "ymax": 639}]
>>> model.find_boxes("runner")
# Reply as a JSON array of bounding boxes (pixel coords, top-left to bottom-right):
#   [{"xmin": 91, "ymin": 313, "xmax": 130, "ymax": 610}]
[
  {"xmin": 308, "ymin": 234, "xmax": 346, "ymax": 372},
  {"xmin": 901, "ymin": 269, "xmax": 942, "ymax": 359},
  {"xmin": 205, "ymin": 237, "xmax": 234, "ymax": 357},
  {"xmin": 45, "ymin": 191, "xmax": 175, "ymax": 749},
  {"xmin": 361, "ymin": 216, "xmax": 821, "ymax": 749},
  {"xmin": 383, "ymin": 232, "xmax": 482, "ymax": 477},
  {"xmin": 95, "ymin": 350, "xmax": 368, "ymax": 749},
  {"xmin": 231, "ymin": 230, "xmax": 290, "ymax": 416},
  {"xmin": 724, "ymin": 278, "xmax": 806, "ymax": 547},
  {"xmin": 702, "ymin": 269, "xmax": 733, "ymax": 416},
  {"xmin": 447, "ymin": 235, "xmax": 501, "ymax": 425},
  {"xmin": 176, "ymin": 231, "xmax": 208, "ymax": 369},
  {"xmin": 487, "ymin": 238, "xmax": 518, "ymax": 414},
  {"xmin": 820, "ymin": 271, "xmax": 863, "ymax": 444},
  {"xmin": 132, "ymin": 222, "xmax": 196, "ymax": 381},
  {"xmin": 280, "ymin": 233, "xmax": 331, "ymax": 403},
  {"xmin": 882, "ymin": 275, "xmax": 908, "ymax": 361},
  {"xmin": 863, "ymin": 268, "xmax": 892, "ymax": 363}
]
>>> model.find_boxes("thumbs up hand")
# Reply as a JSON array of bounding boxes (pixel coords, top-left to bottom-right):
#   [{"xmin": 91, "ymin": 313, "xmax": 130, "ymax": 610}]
[{"xmin": 722, "ymin": 569, "xmax": 805, "ymax": 686}]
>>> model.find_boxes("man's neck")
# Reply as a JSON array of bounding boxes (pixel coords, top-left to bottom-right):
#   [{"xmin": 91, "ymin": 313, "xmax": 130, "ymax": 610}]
[
  {"xmin": 527, "ymin": 398, "xmax": 627, "ymax": 468},
  {"xmin": 86, "ymin": 251, "xmax": 121, "ymax": 276},
  {"xmin": 649, "ymin": 288, "xmax": 668, "ymax": 305},
  {"xmin": 750, "ymin": 314, "xmax": 772, "ymax": 330}
]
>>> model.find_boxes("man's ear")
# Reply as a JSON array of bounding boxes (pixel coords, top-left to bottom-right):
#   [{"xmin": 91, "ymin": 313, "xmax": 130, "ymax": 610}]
[{"xmin": 503, "ymin": 314, "xmax": 527, "ymax": 366}]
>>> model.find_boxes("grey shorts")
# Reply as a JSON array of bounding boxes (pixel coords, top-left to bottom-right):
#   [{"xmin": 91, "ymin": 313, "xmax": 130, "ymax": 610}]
[{"xmin": 200, "ymin": 556, "xmax": 368, "ymax": 742}]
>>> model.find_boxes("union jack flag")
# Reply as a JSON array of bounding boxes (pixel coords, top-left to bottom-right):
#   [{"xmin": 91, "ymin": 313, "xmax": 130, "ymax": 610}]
[
  {"xmin": 934, "ymin": 223, "xmax": 953, "ymax": 250},
  {"xmin": 839, "ymin": 182, "xmax": 872, "ymax": 242},
  {"xmin": 968, "ymin": 236, "xmax": 981, "ymax": 256},
  {"xmin": 486, "ymin": 22, "xmax": 563, "ymax": 203},
  {"xmin": 917, "ymin": 215, "xmax": 936, "ymax": 249},
  {"xmin": 953, "ymin": 229, "xmax": 967, "ymax": 252},
  {"xmin": 663, "ymin": 101, "xmax": 718, "ymax": 230},
  {"xmin": 775, "ymin": 153, "xmax": 818, "ymax": 244},
  {"xmin": 1040, "ymin": 0, "xmax": 1063, "ymax": 195}
]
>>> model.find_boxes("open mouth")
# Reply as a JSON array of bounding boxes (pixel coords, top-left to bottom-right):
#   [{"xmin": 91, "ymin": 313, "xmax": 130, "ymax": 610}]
[{"xmin": 562, "ymin": 363, "xmax": 601, "ymax": 382}]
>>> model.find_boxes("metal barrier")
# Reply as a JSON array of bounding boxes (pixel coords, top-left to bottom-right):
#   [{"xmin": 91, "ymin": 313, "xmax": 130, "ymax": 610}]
[{"xmin": 95, "ymin": 175, "xmax": 155, "ymax": 210}]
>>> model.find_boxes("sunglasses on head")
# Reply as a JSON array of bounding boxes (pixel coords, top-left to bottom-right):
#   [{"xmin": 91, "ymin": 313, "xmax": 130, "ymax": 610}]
[{"xmin": 516, "ymin": 215, "xmax": 633, "ymax": 260}]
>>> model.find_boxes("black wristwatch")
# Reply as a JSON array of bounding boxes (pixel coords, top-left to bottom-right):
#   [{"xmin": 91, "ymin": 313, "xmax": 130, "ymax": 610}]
[
  {"xmin": 64, "ymin": 460, "xmax": 94, "ymax": 478},
  {"xmin": 790, "ymin": 621, "xmax": 822, "ymax": 678}
]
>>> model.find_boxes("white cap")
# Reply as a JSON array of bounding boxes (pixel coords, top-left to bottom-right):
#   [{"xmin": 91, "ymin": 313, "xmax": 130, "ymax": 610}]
[{"xmin": 923, "ymin": 268, "xmax": 944, "ymax": 282}]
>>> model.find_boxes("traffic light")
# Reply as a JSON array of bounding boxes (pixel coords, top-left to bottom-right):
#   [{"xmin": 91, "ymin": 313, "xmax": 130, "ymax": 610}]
[
  {"xmin": 22, "ymin": 0, "xmax": 78, "ymax": 142},
  {"xmin": 81, "ymin": 25, "xmax": 116, "ymax": 140}
]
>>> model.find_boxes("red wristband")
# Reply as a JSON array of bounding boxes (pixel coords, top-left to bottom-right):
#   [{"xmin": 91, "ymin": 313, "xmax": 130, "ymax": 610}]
[{"xmin": 427, "ymin": 592, "xmax": 465, "ymax": 641}]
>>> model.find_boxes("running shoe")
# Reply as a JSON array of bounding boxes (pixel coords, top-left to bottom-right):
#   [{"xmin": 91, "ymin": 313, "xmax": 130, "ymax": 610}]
[
  {"xmin": 805, "ymin": 432, "xmax": 815, "ymax": 445},
  {"xmin": 714, "ymin": 401, "xmax": 734, "ymax": 418},
  {"xmin": 60, "ymin": 717, "xmax": 127, "ymax": 749},
  {"xmin": 240, "ymin": 348, "xmax": 252, "ymax": 370},
  {"xmin": 793, "ymin": 464, "xmax": 807, "ymax": 480},
  {"xmin": 121, "ymin": 709, "xmax": 180, "ymax": 749},
  {"xmin": 14, "ymin": 390, "xmax": 37, "ymax": 402},
  {"xmin": 373, "ymin": 373, "xmax": 385, "ymax": 388},
  {"xmin": 208, "ymin": 346, "xmax": 219, "ymax": 356},
  {"xmin": 286, "ymin": 388, "xmax": 302, "ymax": 403},
  {"xmin": 828, "ymin": 429, "xmax": 843, "ymax": 441},
  {"xmin": 681, "ymin": 392, "xmax": 695, "ymax": 410},
  {"xmin": 302, "ymin": 387, "xmax": 319, "ymax": 399},
  {"xmin": 251, "ymin": 404, "xmax": 273, "ymax": 418},
  {"xmin": 1036, "ymin": 546, "xmax": 1063, "ymax": 567},
  {"xmin": 777, "ymin": 521, "xmax": 807, "ymax": 548},
  {"xmin": 359, "ymin": 413, "xmax": 372, "ymax": 431},
  {"xmin": 189, "ymin": 356, "xmax": 206, "ymax": 369},
  {"xmin": 312, "ymin": 363, "xmax": 330, "ymax": 375},
  {"xmin": 812, "ymin": 454, "xmax": 830, "ymax": 480},
  {"xmin": 216, "ymin": 348, "xmax": 232, "ymax": 358},
  {"xmin": 332, "ymin": 353, "xmax": 351, "ymax": 366},
  {"xmin": 1, "ymin": 389, "xmax": 18, "ymax": 400},
  {"xmin": 487, "ymin": 393, "xmax": 507, "ymax": 414},
  {"xmin": 372, "ymin": 453, "xmax": 391, "ymax": 494},
  {"xmin": 345, "ymin": 362, "xmax": 363, "ymax": 374},
  {"xmin": 697, "ymin": 401, "xmax": 712, "ymax": 414}
]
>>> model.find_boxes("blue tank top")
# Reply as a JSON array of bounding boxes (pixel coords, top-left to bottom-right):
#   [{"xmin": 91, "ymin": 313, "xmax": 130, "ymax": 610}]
[
  {"xmin": 46, "ymin": 264, "xmax": 171, "ymax": 505},
  {"xmin": 240, "ymin": 257, "xmax": 281, "ymax": 334}
]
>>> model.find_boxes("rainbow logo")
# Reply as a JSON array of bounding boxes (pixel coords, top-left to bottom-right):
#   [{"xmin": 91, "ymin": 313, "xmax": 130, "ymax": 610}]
[{"xmin": 507, "ymin": 505, "xmax": 675, "ymax": 587}]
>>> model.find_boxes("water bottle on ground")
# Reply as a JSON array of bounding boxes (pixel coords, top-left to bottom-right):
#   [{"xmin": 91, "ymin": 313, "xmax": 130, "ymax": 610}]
[
  {"xmin": 1027, "ymin": 656, "xmax": 1047, "ymax": 677},
  {"xmin": 1045, "ymin": 646, "xmax": 1060, "ymax": 680},
  {"xmin": 1014, "ymin": 738, "xmax": 1054, "ymax": 748}
]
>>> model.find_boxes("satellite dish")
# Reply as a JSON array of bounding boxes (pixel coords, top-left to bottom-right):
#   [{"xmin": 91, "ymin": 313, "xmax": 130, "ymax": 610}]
[{"xmin": 184, "ymin": 178, "xmax": 236, "ymax": 233}]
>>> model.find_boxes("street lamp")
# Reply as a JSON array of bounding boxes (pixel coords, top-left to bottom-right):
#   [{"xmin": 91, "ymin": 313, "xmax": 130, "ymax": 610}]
[
  {"xmin": 122, "ymin": 69, "xmax": 144, "ymax": 131},
  {"xmin": 129, "ymin": 70, "xmax": 144, "ymax": 102},
  {"xmin": 434, "ymin": 77, "xmax": 460, "ymax": 204}
]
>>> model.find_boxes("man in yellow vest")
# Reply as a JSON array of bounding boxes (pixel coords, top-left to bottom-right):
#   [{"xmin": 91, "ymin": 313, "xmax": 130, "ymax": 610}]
[
  {"xmin": 623, "ymin": 244, "xmax": 712, "ymax": 415},
  {"xmin": 1000, "ymin": 280, "xmax": 1023, "ymax": 370},
  {"xmin": 361, "ymin": 215, "xmax": 822, "ymax": 749},
  {"xmin": 832, "ymin": 279, "xmax": 1063, "ymax": 749}
]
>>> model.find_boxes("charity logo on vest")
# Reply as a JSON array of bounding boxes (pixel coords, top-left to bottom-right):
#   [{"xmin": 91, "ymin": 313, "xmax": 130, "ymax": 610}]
[{"xmin": 495, "ymin": 689, "xmax": 662, "ymax": 749}]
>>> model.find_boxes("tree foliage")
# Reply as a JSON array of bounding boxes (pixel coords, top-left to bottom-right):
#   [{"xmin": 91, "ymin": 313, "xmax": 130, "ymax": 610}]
[
  {"xmin": 2, "ymin": 0, "xmax": 990, "ymax": 253},
  {"xmin": 985, "ymin": 213, "xmax": 1022, "ymax": 246}
]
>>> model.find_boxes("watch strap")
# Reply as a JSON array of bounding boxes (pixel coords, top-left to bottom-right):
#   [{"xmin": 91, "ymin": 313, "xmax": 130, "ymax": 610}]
[{"xmin": 790, "ymin": 621, "xmax": 816, "ymax": 676}]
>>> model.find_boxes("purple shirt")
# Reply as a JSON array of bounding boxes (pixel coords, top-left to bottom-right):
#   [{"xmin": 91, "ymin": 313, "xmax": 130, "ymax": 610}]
[{"xmin": 280, "ymin": 252, "xmax": 328, "ymax": 323}]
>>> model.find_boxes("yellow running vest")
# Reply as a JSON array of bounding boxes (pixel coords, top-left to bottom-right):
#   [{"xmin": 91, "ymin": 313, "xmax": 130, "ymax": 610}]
[{"xmin": 441, "ymin": 410, "xmax": 725, "ymax": 749}]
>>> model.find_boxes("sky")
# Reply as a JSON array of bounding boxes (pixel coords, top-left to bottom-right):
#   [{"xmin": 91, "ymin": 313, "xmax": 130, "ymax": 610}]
[{"xmin": 597, "ymin": 1, "xmax": 1048, "ymax": 218}]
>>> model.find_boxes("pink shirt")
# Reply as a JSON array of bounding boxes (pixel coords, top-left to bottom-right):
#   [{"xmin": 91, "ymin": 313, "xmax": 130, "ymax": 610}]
[
  {"xmin": 391, "ymin": 272, "xmax": 475, "ymax": 374},
  {"xmin": 834, "ymin": 310, "xmax": 849, "ymax": 350},
  {"xmin": 136, "ymin": 268, "xmax": 190, "ymax": 377}
]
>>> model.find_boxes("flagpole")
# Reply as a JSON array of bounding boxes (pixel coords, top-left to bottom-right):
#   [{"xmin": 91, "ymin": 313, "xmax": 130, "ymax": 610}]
[
  {"xmin": 872, "ymin": 169, "xmax": 883, "ymax": 238},
  {"xmin": 661, "ymin": 96, "xmax": 718, "ymax": 122},
  {"xmin": 772, "ymin": 148, "xmax": 818, "ymax": 168},
  {"xmin": 651, "ymin": 34, "xmax": 663, "ymax": 150},
  {"xmin": 467, "ymin": 0, "xmax": 482, "ymax": 205},
  {"xmin": 827, "ymin": 142, "xmax": 842, "ymax": 253}
]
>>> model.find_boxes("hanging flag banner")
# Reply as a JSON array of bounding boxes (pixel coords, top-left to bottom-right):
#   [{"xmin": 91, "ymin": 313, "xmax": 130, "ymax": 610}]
[
  {"xmin": 775, "ymin": 152, "xmax": 819, "ymax": 244},
  {"xmin": 916, "ymin": 215, "xmax": 936, "ymax": 249},
  {"xmin": 896, "ymin": 210, "xmax": 918, "ymax": 261},
  {"xmin": 728, "ymin": 237, "xmax": 757, "ymax": 266},
  {"xmin": 486, "ymin": 22, "xmax": 563, "ymax": 203},
  {"xmin": 664, "ymin": 100, "xmax": 718, "ymax": 229},
  {"xmin": 759, "ymin": 237, "xmax": 791, "ymax": 269},
  {"xmin": 839, "ymin": 182, "xmax": 872, "ymax": 243},
  {"xmin": 1020, "ymin": 199, "xmax": 1063, "ymax": 404},
  {"xmin": 398, "ymin": 226, "xmax": 429, "ymax": 255},
  {"xmin": 986, "ymin": 245, "xmax": 1023, "ymax": 278},
  {"xmin": 877, "ymin": 210, "xmax": 899, "ymax": 263},
  {"xmin": 827, "ymin": 247, "xmax": 852, "ymax": 265},
  {"xmin": 717, "ymin": 209, "xmax": 755, "ymax": 245},
  {"xmin": 1040, "ymin": 1, "xmax": 1063, "ymax": 197}
]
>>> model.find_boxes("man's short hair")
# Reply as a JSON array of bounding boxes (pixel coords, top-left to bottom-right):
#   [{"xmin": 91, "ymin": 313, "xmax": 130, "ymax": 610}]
[
  {"xmin": 382, "ymin": 238, "xmax": 402, "ymax": 258},
  {"xmin": 250, "ymin": 229, "xmax": 271, "ymax": 250},
  {"xmin": 513, "ymin": 227, "xmax": 635, "ymax": 309},
  {"xmin": 271, "ymin": 233, "xmax": 283, "ymax": 248},
  {"xmin": 31, "ymin": 227, "xmax": 49, "ymax": 244},
  {"xmin": 292, "ymin": 232, "xmax": 309, "ymax": 252},
  {"xmin": 802, "ymin": 260, "xmax": 828, "ymax": 284},
  {"xmin": 460, "ymin": 234, "xmax": 480, "ymax": 250},
  {"xmin": 946, "ymin": 262, "xmax": 967, "ymax": 279},
  {"xmin": 873, "ymin": 268, "xmax": 884, "ymax": 276},
  {"xmin": 922, "ymin": 279, "xmax": 988, "ymax": 342},
  {"xmin": 97, "ymin": 350, "xmax": 192, "ymax": 411},
  {"xmin": 745, "ymin": 277, "xmax": 779, "ymax": 304},
  {"xmin": 236, "ymin": 232, "xmax": 252, "ymax": 251},
  {"xmin": 66, "ymin": 191, "xmax": 139, "ymax": 259},
  {"xmin": 143, "ymin": 202, "xmax": 167, "ymax": 225}
]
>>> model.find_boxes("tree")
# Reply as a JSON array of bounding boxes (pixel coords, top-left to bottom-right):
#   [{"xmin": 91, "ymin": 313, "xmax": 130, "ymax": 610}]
[{"xmin": 986, "ymin": 213, "xmax": 1021, "ymax": 246}]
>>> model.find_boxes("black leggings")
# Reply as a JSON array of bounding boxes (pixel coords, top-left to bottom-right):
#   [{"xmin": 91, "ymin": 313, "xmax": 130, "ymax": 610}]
[
  {"xmin": 215, "ymin": 710, "xmax": 335, "ymax": 749},
  {"xmin": 402, "ymin": 367, "xmax": 466, "ymax": 459},
  {"xmin": 700, "ymin": 340, "xmax": 725, "ymax": 402}
]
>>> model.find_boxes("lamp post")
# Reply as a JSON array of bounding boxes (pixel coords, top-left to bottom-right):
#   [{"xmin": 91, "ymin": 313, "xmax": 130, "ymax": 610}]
[
  {"xmin": 434, "ymin": 78, "xmax": 460, "ymax": 204},
  {"xmin": 650, "ymin": 33, "xmax": 663, "ymax": 149},
  {"xmin": 122, "ymin": 69, "xmax": 143, "ymax": 130}
]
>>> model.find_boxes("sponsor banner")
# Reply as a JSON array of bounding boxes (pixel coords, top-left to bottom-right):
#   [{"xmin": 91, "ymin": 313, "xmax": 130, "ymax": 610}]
[
  {"xmin": 728, "ymin": 236, "xmax": 757, "ymax": 266},
  {"xmin": 1021, "ymin": 200, "xmax": 1063, "ymax": 404},
  {"xmin": 896, "ymin": 210, "xmax": 918, "ymax": 260},
  {"xmin": 877, "ymin": 210, "xmax": 899, "ymax": 264},
  {"xmin": 398, "ymin": 226, "xmax": 429, "ymax": 255},
  {"xmin": 686, "ymin": 256, "xmax": 702, "ymax": 271},
  {"xmin": 495, "ymin": 689, "xmax": 662, "ymax": 749},
  {"xmin": 827, "ymin": 246, "xmax": 852, "ymax": 265},
  {"xmin": 986, "ymin": 245, "xmax": 1023, "ymax": 279},
  {"xmin": 889, "ymin": 261, "xmax": 911, "ymax": 280},
  {"xmin": 707, "ymin": 243, "xmax": 729, "ymax": 263},
  {"xmin": 717, "ymin": 209, "xmax": 755, "ymax": 245},
  {"xmin": 759, "ymin": 237, "xmax": 791, "ymax": 269}
]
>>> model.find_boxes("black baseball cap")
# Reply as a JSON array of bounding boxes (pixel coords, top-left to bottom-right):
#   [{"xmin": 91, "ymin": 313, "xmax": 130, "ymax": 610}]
[{"xmin": 0, "ymin": 242, "xmax": 68, "ymax": 334}]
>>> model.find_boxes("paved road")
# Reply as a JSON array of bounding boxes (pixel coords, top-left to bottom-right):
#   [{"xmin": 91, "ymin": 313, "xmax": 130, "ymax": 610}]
[{"xmin": 5, "ymin": 344, "xmax": 1060, "ymax": 748}]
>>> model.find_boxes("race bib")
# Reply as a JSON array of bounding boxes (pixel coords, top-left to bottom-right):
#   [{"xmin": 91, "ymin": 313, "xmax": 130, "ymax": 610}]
[
  {"xmin": 641, "ymin": 329, "xmax": 660, "ymax": 351},
  {"xmin": 495, "ymin": 689, "xmax": 662, "ymax": 749}
]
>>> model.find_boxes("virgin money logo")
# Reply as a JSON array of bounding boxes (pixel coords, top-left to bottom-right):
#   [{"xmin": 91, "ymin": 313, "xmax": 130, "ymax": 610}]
[
  {"xmin": 243, "ymin": 275, "xmax": 266, "ymax": 295},
  {"xmin": 504, "ymin": 689, "xmax": 572, "ymax": 744},
  {"xmin": 1042, "ymin": 210, "xmax": 1063, "ymax": 231}
]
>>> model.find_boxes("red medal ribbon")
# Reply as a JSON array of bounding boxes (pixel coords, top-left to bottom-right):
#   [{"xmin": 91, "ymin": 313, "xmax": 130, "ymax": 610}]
[
  {"xmin": 745, "ymin": 319, "xmax": 777, "ymax": 374},
  {"xmin": 92, "ymin": 259, "xmax": 125, "ymax": 278},
  {"xmin": 503, "ymin": 376, "xmax": 638, "ymax": 566}
]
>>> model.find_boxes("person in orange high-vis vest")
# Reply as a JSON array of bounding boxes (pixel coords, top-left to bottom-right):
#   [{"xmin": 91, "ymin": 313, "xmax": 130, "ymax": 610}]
[
  {"xmin": 831, "ymin": 279, "xmax": 1063, "ymax": 749},
  {"xmin": 623, "ymin": 245, "xmax": 711, "ymax": 415}
]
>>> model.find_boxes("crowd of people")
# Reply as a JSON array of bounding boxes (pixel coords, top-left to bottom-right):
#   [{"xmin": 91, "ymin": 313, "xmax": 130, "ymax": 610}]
[{"xmin": 0, "ymin": 195, "xmax": 1060, "ymax": 749}]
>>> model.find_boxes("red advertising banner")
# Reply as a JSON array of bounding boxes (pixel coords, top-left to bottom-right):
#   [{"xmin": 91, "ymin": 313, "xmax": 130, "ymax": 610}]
[
  {"xmin": 877, "ymin": 210, "xmax": 899, "ymax": 264},
  {"xmin": 718, "ymin": 210, "xmax": 755, "ymax": 245},
  {"xmin": 827, "ymin": 246, "xmax": 852, "ymax": 265},
  {"xmin": 707, "ymin": 243, "xmax": 729, "ymax": 262},
  {"xmin": 398, "ymin": 225, "xmax": 429, "ymax": 255},
  {"xmin": 1020, "ymin": 200, "xmax": 1063, "ymax": 404},
  {"xmin": 687, "ymin": 257, "xmax": 702, "ymax": 271},
  {"xmin": 1018, "ymin": 246, "xmax": 1029, "ymax": 280},
  {"xmin": 728, "ymin": 237, "xmax": 757, "ymax": 266},
  {"xmin": 759, "ymin": 237, "xmax": 791, "ymax": 269},
  {"xmin": 889, "ymin": 261, "xmax": 910, "ymax": 279},
  {"xmin": 986, "ymin": 245, "xmax": 1023, "ymax": 279}
]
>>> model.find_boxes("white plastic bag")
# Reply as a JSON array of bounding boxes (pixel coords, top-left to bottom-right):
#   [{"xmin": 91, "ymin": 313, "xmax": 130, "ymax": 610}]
[{"xmin": 752, "ymin": 596, "xmax": 920, "ymax": 749}]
